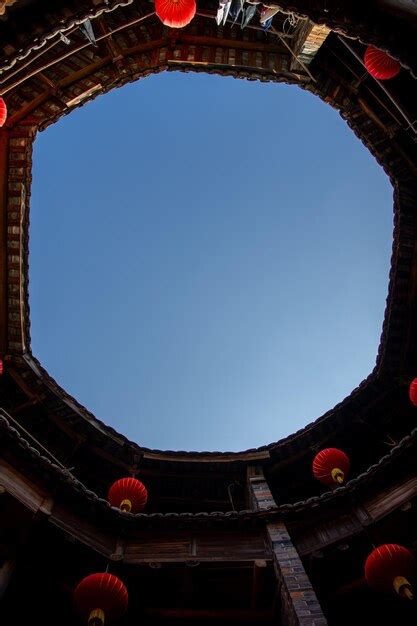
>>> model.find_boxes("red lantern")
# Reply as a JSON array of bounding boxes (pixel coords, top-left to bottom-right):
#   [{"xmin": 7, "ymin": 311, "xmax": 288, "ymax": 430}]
[
  {"xmin": 155, "ymin": 0, "xmax": 196, "ymax": 28},
  {"xmin": 108, "ymin": 477, "xmax": 148, "ymax": 513},
  {"xmin": 364, "ymin": 46, "xmax": 401, "ymax": 80},
  {"xmin": 0, "ymin": 359, "xmax": 3, "ymax": 375},
  {"xmin": 0, "ymin": 98, "xmax": 7, "ymax": 127},
  {"xmin": 365, "ymin": 544, "xmax": 415, "ymax": 600},
  {"xmin": 73, "ymin": 573, "xmax": 128, "ymax": 625},
  {"xmin": 409, "ymin": 378, "xmax": 417, "ymax": 406},
  {"xmin": 312, "ymin": 448, "xmax": 350, "ymax": 486}
]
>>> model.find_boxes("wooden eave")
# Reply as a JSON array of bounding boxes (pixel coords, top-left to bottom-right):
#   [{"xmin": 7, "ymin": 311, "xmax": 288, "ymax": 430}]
[{"xmin": 1, "ymin": 410, "xmax": 417, "ymax": 531}]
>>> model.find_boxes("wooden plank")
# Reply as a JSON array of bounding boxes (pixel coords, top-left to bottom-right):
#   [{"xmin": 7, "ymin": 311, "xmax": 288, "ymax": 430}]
[
  {"xmin": 295, "ymin": 478, "xmax": 417, "ymax": 556},
  {"xmin": 124, "ymin": 530, "xmax": 271, "ymax": 563},
  {"xmin": 294, "ymin": 513, "xmax": 363, "ymax": 556},
  {"xmin": 364, "ymin": 477, "xmax": 417, "ymax": 520},
  {"xmin": 0, "ymin": 460, "xmax": 48, "ymax": 513},
  {"xmin": 51, "ymin": 506, "xmax": 114, "ymax": 557},
  {"xmin": 196, "ymin": 531, "xmax": 269, "ymax": 560}
]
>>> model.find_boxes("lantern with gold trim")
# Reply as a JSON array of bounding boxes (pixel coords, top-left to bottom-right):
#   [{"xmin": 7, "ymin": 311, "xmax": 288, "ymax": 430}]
[
  {"xmin": 365, "ymin": 544, "xmax": 415, "ymax": 600},
  {"xmin": 108, "ymin": 477, "xmax": 148, "ymax": 513},
  {"xmin": 312, "ymin": 448, "xmax": 350, "ymax": 486},
  {"xmin": 73, "ymin": 573, "xmax": 128, "ymax": 625}
]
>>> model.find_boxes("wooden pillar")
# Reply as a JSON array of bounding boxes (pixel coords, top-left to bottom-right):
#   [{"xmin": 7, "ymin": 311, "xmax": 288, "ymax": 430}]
[
  {"xmin": 248, "ymin": 467, "xmax": 327, "ymax": 626},
  {"xmin": 5, "ymin": 123, "xmax": 36, "ymax": 355},
  {"xmin": 0, "ymin": 558, "xmax": 15, "ymax": 599},
  {"xmin": 0, "ymin": 128, "xmax": 9, "ymax": 355}
]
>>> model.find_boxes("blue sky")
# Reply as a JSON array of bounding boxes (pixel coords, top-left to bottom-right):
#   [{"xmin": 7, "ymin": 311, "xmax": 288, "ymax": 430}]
[{"xmin": 30, "ymin": 72, "xmax": 392, "ymax": 451}]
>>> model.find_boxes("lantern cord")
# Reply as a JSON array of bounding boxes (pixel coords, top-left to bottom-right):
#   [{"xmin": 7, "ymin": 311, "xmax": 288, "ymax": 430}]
[{"xmin": 338, "ymin": 36, "xmax": 417, "ymax": 135}]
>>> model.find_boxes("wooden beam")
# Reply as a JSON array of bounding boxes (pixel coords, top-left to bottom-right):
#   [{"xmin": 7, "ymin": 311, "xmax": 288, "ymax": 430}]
[
  {"xmin": 5, "ymin": 28, "xmax": 290, "ymax": 126},
  {"xmin": 175, "ymin": 33, "xmax": 285, "ymax": 53},
  {"xmin": 96, "ymin": 16, "xmax": 126, "ymax": 72},
  {"xmin": 252, "ymin": 559, "xmax": 267, "ymax": 609},
  {"xmin": 144, "ymin": 608, "xmax": 274, "ymax": 622},
  {"xmin": 36, "ymin": 72, "xmax": 58, "ymax": 90},
  {"xmin": 9, "ymin": 398, "xmax": 43, "ymax": 415},
  {"xmin": 6, "ymin": 365, "xmax": 43, "ymax": 401},
  {"xmin": 334, "ymin": 577, "xmax": 367, "ymax": 596},
  {"xmin": 125, "ymin": 530, "xmax": 271, "ymax": 564}
]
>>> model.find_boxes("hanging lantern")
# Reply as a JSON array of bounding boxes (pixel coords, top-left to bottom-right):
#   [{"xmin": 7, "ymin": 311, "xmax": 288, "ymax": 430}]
[
  {"xmin": 0, "ymin": 98, "xmax": 7, "ymax": 127},
  {"xmin": 365, "ymin": 544, "xmax": 415, "ymax": 600},
  {"xmin": 364, "ymin": 46, "xmax": 401, "ymax": 80},
  {"xmin": 73, "ymin": 573, "xmax": 128, "ymax": 626},
  {"xmin": 155, "ymin": 0, "xmax": 196, "ymax": 28},
  {"xmin": 0, "ymin": 359, "xmax": 3, "ymax": 375},
  {"xmin": 312, "ymin": 448, "xmax": 350, "ymax": 486},
  {"xmin": 409, "ymin": 378, "xmax": 417, "ymax": 406},
  {"xmin": 108, "ymin": 477, "xmax": 148, "ymax": 513}
]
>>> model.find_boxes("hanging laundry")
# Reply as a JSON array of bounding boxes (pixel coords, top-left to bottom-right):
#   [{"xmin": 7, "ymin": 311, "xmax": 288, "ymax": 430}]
[
  {"xmin": 229, "ymin": 0, "xmax": 244, "ymax": 26},
  {"xmin": 79, "ymin": 19, "xmax": 97, "ymax": 46},
  {"xmin": 241, "ymin": 2, "xmax": 258, "ymax": 29},
  {"xmin": 259, "ymin": 4, "xmax": 280, "ymax": 24},
  {"xmin": 216, "ymin": 0, "xmax": 232, "ymax": 25},
  {"xmin": 60, "ymin": 33, "xmax": 71, "ymax": 45},
  {"xmin": 261, "ymin": 16, "xmax": 273, "ymax": 31},
  {"xmin": 223, "ymin": 0, "xmax": 232, "ymax": 24}
]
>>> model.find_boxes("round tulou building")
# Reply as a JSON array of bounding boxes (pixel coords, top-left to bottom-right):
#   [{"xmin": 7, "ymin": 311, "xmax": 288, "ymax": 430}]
[{"xmin": 0, "ymin": 1, "xmax": 417, "ymax": 624}]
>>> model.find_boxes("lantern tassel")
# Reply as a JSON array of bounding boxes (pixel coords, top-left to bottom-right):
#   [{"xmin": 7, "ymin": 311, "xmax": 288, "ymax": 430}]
[
  {"xmin": 120, "ymin": 498, "xmax": 132, "ymax": 512},
  {"xmin": 331, "ymin": 467, "xmax": 344, "ymax": 484},
  {"xmin": 394, "ymin": 576, "xmax": 414, "ymax": 600},
  {"xmin": 88, "ymin": 608, "xmax": 105, "ymax": 626}
]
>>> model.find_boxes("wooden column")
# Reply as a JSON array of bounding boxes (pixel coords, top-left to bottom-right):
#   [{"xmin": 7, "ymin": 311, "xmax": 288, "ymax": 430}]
[
  {"xmin": 248, "ymin": 467, "xmax": 327, "ymax": 626},
  {"xmin": 6, "ymin": 123, "xmax": 36, "ymax": 355},
  {"xmin": 0, "ymin": 558, "xmax": 15, "ymax": 599},
  {"xmin": 0, "ymin": 128, "xmax": 9, "ymax": 355}
]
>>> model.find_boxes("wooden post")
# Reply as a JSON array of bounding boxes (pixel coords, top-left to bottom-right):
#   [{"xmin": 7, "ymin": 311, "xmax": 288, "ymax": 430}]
[
  {"xmin": 5, "ymin": 123, "xmax": 36, "ymax": 355},
  {"xmin": 0, "ymin": 128, "xmax": 9, "ymax": 355},
  {"xmin": 248, "ymin": 467, "xmax": 327, "ymax": 626},
  {"xmin": 0, "ymin": 559, "xmax": 14, "ymax": 600}
]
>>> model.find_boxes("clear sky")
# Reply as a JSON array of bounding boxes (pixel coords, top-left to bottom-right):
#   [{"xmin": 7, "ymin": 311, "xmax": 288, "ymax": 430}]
[{"xmin": 30, "ymin": 72, "xmax": 392, "ymax": 452}]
